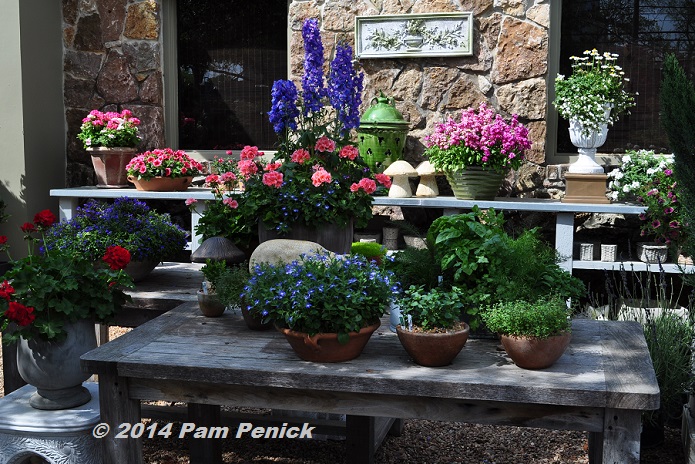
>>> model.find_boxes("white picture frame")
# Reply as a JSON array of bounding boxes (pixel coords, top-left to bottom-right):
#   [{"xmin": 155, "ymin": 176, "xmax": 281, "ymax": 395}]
[{"xmin": 355, "ymin": 13, "xmax": 474, "ymax": 59}]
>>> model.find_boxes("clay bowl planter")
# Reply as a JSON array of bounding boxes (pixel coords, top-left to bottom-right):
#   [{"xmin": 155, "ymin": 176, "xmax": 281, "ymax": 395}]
[
  {"xmin": 277, "ymin": 321, "xmax": 381, "ymax": 363},
  {"xmin": 396, "ymin": 322, "xmax": 470, "ymax": 367},
  {"xmin": 241, "ymin": 305, "xmax": 272, "ymax": 331},
  {"xmin": 499, "ymin": 332, "xmax": 572, "ymax": 369},
  {"xmin": 196, "ymin": 290, "xmax": 226, "ymax": 317}
]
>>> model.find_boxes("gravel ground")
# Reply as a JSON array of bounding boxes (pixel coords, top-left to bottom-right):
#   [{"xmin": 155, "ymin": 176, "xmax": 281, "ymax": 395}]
[{"xmin": 0, "ymin": 338, "xmax": 686, "ymax": 463}]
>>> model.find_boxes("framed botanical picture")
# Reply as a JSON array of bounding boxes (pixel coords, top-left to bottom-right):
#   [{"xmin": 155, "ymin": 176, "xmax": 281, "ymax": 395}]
[{"xmin": 355, "ymin": 12, "xmax": 473, "ymax": 59}]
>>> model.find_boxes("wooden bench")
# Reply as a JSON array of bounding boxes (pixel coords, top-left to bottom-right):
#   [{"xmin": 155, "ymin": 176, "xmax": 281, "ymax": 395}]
[{"xmin": 81, "ymin": 301, "xmax": 660, "ymax": 464}]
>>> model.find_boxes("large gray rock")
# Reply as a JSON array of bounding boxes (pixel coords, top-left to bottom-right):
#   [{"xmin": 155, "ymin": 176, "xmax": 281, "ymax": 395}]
[{"xmin": 249, "ymin": 239, "xmax": 330, "ymax": 273}]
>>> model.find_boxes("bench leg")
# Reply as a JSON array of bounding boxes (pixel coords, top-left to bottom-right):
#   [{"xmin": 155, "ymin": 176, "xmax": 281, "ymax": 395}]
[
  {"xmin": 98, "ymin": 368, "xmax": 143, "ymax": 464},
  {"xmin": 188, "ymin": 403, "xmax": 222, "ymax": 464},
  {"xmin": 346, "ymin": 415, "xmax": 376, "ymax": 464},
  {"xmin": 588, "ymin": 408, "xmax": 641, "ymax": 464}
]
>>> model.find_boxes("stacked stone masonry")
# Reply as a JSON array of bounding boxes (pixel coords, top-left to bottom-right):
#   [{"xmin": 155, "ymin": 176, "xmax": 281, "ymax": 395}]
[{"xmin": 62, "ymin": 0, "xmax": 551, "ymax": 197}]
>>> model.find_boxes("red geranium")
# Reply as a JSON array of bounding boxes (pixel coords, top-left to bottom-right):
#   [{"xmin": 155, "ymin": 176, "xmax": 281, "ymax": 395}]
[
  {"xmin": 102, "ymin": 245, "xmax": 132, "ymax": 270},
  {"xmin": 20, "ymin": 222, "xmax": 35, "ymax": 233},
  {"xmin": 0, "ymin": 280, "xmax": 14, "ymax": 301},
  {"xmin": 33, "ymin": 209, "xmax": 57, "ymax": 228},
  {"xmin": 5, "ymin": 302, "xmax": 36, "ymax": 326}
]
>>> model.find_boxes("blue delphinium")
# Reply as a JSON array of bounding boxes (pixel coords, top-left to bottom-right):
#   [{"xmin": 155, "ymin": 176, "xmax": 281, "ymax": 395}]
[
  {"xmin": 301, "ymin": 18, "xmax": 325, "ymax": 115},
  {"xmin": 327, "ymin": 42, "xmax": 364, "ymax": 135},
  {"xmin": 268, "ymin": 80, "xmax": 300, "ymax": 134}
]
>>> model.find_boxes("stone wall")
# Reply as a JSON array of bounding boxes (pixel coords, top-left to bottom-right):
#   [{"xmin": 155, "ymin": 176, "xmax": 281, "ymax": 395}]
[
  {"xmin": 289, "ymin": 0, "xmax": 551, "ymax": 197},
  {"xmin": 62, "ymin": 0, "xmax": 164, "ymax": 187},
  {"xmin": 61, "ymin": 0, "xmax": 551, "ymax": 195}
]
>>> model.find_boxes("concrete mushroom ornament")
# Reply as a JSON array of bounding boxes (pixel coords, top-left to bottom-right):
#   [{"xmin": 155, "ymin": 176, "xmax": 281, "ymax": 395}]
[
  {"xmin": 383, "ymin": 160, "xmax": 417, "ymax": 198},
  {"xmin": 415, "ymin": 161, "xmax": 439, "ymax": 197}
]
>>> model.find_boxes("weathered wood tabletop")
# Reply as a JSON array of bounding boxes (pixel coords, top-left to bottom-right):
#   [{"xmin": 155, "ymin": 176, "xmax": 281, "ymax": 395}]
[{"xmin": 81, "ymin": 301, "xmax": 660, "ymax": 464}]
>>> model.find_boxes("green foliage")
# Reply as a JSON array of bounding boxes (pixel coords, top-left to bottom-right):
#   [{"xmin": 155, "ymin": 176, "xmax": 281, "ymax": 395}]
[
  {"xmin": 214, "ymin": 262, "xmax": 250, "ymax": 308},
  {"xmin": 1, "ymin": 214, "xmax": 133, "ymax": 343},
  {"xmin": 643, "ymin": 312, "xmax": 694, "ymax": 426},
  {"xmin": 427, "ymin": 207, "xmax": 506, "ymax": 308},
  {"xmin": 493, "ymin": 229, "xmax": 586, "ymax": 303},
  {"xmin": 397, "ymin": 285, "xmax": 466, "ymax": 331},
  {"xmin": 661, "ymin": 53, "xmax": 695, "ymax": 259},
  {"xmin": 200, "ymin": 259, "xmax": 227, "ymax": 292},
  {"xmin": 0, "ymin": 199, "xmax": 7, "ymax": 225},
  {"xmin": 384, "ymin": 246, "xmax": 440, "ymax": 292},
  {"xmin": 194, "ymin": 198, "xmax": 255, "ymax": 249},
  {"xmin": 481, "ymin": 296, "xmax": 572, "ymax": 339},
  {"xmin": 350, "ymin": 242, "xmax": 386, "ymax": 259},
  {"xmin": 243, "ymin": 253, "xmax": 396, "ymax": 343}
]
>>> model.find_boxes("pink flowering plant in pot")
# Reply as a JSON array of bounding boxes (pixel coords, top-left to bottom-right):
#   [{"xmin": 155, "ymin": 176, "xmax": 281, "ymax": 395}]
[
  {"xmin": 77, "ymin": 109, "xmax": 141, "ymax": 149},
  {"xmin": 205, "ymin": 19, "xmax": 391, "ymax": 236},
  {"xmin": 125, "ymin": 148, "xmax": 205, "ymax": 180},
  {"xmin": 423, "ymin": 102, "xmax": 531, "ymax": 175},
  {"xmin": 607, "ymin": 149, "xmax": 685, "ymax": 248}
]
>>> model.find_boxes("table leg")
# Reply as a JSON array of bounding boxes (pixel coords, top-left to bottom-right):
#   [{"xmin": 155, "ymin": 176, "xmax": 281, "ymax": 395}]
[
  {"xmin": 588, "ymin": 408, "xmax": 641, "ymax": 464},
  {"xmin": 98, "ymin": 368, "xmax": 143, "ymax": 464},
  {"xmin": 346, "ymin": 415, "xmax": 376, "ymax": 464},
  {"xmin": 58, "ymin": 197, "xmax": 79, "ymax": 222},
  {"xmin": 555, "ymin": 212, "xmax": 575, "ymax": 273},
  {"xmin": 188, "ymin": 403, "xmax": 222, "ymax": 464},
  {"xmin": 190, "ymin": 202, "xmax": 207, "ymax": 252}
]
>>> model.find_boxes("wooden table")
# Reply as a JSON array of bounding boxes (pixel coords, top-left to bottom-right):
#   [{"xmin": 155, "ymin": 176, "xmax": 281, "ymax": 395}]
[{"xmin": 81, "ymin": 301, "xmax": 659, "ymax": 464}]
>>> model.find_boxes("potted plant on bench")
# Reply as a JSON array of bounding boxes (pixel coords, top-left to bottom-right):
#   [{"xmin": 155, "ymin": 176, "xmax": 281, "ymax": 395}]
[
  {"xmin": 243, "ymin": 252, "xmax": 397, "ymax": 362},
  {"xmin": 481, "ymin": 295, "xmax": 573, "ymax": 369},
  {"xmin": 395, "ymin": 285, "xmax": 470, "ymax": 366}
]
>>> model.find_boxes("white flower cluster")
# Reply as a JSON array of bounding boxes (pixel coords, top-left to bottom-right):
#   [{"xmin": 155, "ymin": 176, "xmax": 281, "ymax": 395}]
[{"xmin": 607, "ymin": 150, "xmax": 673, "ymax": 201}]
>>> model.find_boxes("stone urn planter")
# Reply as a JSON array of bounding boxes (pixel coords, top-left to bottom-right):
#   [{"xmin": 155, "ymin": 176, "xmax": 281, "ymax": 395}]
[
  {"xmin": 128, "ymin": 176, "xmax": 194, "ymax": 192},
  {"xmin": 16, "ymin": 318, "xmax": 97, "ymax": 410}
]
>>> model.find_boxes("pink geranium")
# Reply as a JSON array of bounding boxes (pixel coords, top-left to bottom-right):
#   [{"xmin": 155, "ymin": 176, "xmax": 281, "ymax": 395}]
[
  {"xmin": 338, "ymin": 145, "xmax": 359, "ymax": 160},
  {"xmin": 315, "ymin": 136, "xmax": 336, "ymax": 153},
  {"xmin": 263, "ymin": 171, "xmax": 284, "ymax": 188},
  {"xmin": 291, "ymin": 149, "xmax": 311, "ymax": 164},
  {"xmin": 311, "ymin": 168, "xmax": 332, "ymax": 187}
]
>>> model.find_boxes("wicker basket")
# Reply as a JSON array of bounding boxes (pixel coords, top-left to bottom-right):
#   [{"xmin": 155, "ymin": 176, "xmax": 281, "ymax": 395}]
[
  {"xmin": 600, "ymin": 244, "xmax": 617, "ymax": 262},
  {"xmin": 637, "ymin": 242, "xmax": 668, "ymax": 264},
  {"xmin": 579, "ymin": 243, "xmax": 594, "ymax": 261}
]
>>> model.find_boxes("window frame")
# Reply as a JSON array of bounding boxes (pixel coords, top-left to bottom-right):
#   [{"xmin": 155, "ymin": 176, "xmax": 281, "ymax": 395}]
[
  {"xmin": 548, "ymin": 1, "xmax": 623, "ymax": 167},
  {"xmin": 161, "ymin": 0, "xmax": 288, "ymax": 160}
]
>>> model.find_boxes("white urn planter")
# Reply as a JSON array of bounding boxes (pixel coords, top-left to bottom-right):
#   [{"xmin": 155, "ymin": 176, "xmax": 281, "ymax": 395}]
[{"xmin": 567, "ymin": 106, "xmax": 612, "ymax": 174}]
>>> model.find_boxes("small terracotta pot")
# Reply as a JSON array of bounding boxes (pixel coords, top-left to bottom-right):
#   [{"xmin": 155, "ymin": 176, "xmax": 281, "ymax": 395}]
[
  {"xmin": 396, "ymin": 323, "xmax": 470, "ymax": 367},
  {"xmin": 128, "ymin": 175, "xmax": 193, "ymax": 191},
  {"xmin": 277, "ymin": 321, "xmax": 380, "ymax": 363},
  {"xmin": 196, "ymin": 290, "xmax": 226, "ymax": 317},
  {"xmin": 499, "ymin": 332, "xmax": 571, "ymax": 369},
  {"xmin": 241, "ymin": 305, "xmax": 272, "ymax": 331}
]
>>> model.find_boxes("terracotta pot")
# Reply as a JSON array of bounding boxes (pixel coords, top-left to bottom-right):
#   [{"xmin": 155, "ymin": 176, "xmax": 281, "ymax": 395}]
[
  {"xmin": 17, "ymin": 318, "xmax": 96, "ymax": 410},
  {"xmin": 396, "ymin": 323, "xmax": 470, "ymax": 367},
  {"xmin": 241, "ymin": 305, "xmax": 271, "ymax": 331},
  {"xmin": 197, "ymin": 290, "xmax": 226, "ymax": 317},
  {"xmin": 88, "ymin": 147, "xmax": 138, "ymax": 188},
  {"xmin": 277, "ymin": 320, "xmax": 380, "ymax": 362},
  {"xmin": 499, "ymin": 332, "xmax": 571, "ymax": 369},
  {"xmin": 258, "ymin": 219, "xmax": 353, "ymax": 254},
  {"xmin": 128, "ymin": 175, "xmax": 193, "ymax": 192}
]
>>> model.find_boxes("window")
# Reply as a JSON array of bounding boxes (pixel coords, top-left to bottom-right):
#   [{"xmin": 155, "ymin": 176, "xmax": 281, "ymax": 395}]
[
  {"xmin": 173, "ymin": 0, "xmax": 288, "ymax": 151},
  {"xmin": 556, "ymin": 0, "xmax": 695, "ymax": 156}
]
